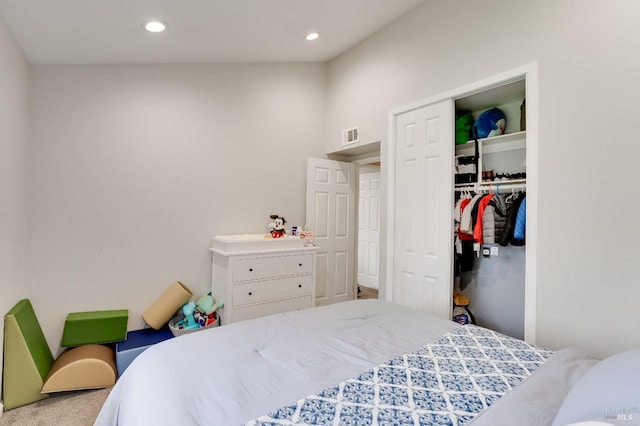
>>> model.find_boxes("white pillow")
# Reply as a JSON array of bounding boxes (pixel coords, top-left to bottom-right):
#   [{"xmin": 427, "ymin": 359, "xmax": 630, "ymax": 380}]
[{"xmin": 552, "ymin": 348, "xmax": 640, "ymax": 425}]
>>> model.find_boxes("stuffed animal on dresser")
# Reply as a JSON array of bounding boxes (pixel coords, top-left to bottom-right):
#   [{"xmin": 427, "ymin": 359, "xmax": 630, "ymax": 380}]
[{"xmin": 268, "ymin": 214, "xmax": 287, "ymax": 238}]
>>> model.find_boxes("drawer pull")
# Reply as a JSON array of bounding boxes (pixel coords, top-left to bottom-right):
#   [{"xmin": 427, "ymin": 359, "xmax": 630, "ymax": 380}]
[
  {"xmin": 248, "ymin": 292, "xmax": 253, "ymax": 296},
  {"xmin": 249, "ymin": 268, "xmax": 253, "ymax": 272},
  {"xmin": 298, "ymin": 263, "xmax": 303, "ymax": 267},
  {"xmin": 298, "ymin": 284, "xmax": 302, "ymax": 288}
]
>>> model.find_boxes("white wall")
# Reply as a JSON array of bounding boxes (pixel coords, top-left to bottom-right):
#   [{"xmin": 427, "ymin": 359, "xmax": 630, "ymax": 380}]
[
  {"xmin": 27, "ymin": 63, "xmax": 327, "ymax": 354},
  {"xmin": 5, "ymin": 0, "xmax": 638, "ymax": 372},
  {"xmin": 326, "ymin": 0, "xmax": 640, "ymax": 358},
  {"xmin": 0, "ymin": 14, "xmax": 29, "ymax": 398}
]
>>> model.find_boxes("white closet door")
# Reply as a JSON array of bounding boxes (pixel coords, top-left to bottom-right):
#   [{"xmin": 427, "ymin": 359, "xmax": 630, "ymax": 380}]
[
  {"xmin": 306, "ymin": 158, "xmax": 356, "ymax": 306},
  {"xmin": 392, "ymin": 99, "xmax": 453, "ymax": 319},
  {"xmin": 358, "ymin": 170, "xmax": 380, "ymax": 289}
]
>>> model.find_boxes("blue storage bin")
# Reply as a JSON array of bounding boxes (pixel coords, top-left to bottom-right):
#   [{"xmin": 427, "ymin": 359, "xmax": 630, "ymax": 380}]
[{"xmin": 115, "ymin": 327, "xmax": 174, "ymax": 377}]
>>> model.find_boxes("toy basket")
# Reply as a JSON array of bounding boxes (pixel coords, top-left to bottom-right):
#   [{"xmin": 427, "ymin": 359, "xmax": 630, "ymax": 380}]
[{"xmin": 168, "ymin": 314, "xmax": 219, "ymax": 337}]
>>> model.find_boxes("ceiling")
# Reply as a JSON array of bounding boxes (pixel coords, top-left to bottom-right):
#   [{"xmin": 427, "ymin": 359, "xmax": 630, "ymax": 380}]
[{"xmin": 0, "ymin": 0, "xmax": 424, "ymax": 64}]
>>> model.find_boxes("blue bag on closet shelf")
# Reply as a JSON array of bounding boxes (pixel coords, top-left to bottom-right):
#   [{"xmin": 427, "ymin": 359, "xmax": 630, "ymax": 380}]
[{"xmin": 474, "ymin": 107, "xmax": 506, "ymax": 139}]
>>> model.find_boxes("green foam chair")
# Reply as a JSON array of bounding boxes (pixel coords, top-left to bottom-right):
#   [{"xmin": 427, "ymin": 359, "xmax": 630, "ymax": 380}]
[
  {"xmin": 3, "ymin": 300, "xmax": 128, "ymax": 411},
  {"xmin": 3, "ymin": 299, "xmax": 54, "ymax": 410}
]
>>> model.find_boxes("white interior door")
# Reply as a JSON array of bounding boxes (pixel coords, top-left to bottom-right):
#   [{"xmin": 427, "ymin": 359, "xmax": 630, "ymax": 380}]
[
  {"xmin": 358, "ymin": 168, "xmax": 380, "ymax": 289},
  {"xmin": 306, "ymin": 158, "xmax": 356, "ymax": 306},
  {"xmin": 391, "ymin": 99, "xmax": 453, "ymax": 319}
]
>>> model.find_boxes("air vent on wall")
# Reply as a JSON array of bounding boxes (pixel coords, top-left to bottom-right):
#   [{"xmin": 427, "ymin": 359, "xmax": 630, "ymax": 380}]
[{"xmin": 342, "ymin": 126, "xmax": 359, "ymax": 146}]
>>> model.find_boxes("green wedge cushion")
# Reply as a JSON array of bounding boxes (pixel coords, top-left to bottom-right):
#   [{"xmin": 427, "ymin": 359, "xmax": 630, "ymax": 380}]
[
  {"xmin": 3, "ymin": 299, "xmax": 54, "ymax": 410},
  {"xmin": 61, "ymin": 309, "xmax": 128, "ymax": 347}
]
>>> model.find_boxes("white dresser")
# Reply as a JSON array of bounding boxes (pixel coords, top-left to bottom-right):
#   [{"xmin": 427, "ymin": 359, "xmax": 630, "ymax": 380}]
[{"xmin": 210, "ymin": 234, "xmax": 317, "ymax": 325}]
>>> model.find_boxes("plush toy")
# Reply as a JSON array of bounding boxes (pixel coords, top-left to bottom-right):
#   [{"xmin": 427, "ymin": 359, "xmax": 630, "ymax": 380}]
[
  {"xmin": 181, "ymin": 301, "xmax": 199, "ymax": 329},
  {"xmin": 268, "ymin": 214, "xmax": 287, "ymax": 238},
  {"xmin": 195, "ymin": 291, "xmax": 224, "ymax": 326},
  {"xmin": 455, "ymin": 112, "xmax": 475, "ymax": 145},
  {"xmin": 174, "ymin": 292, "xmax": 224, "ymax": 330},
  {"xmin": 474, "ymin": 107, "xmax": 506, "ymax": 139},
  {"xmin": 452, "ymin": 291, "xmax": 476, "ymax": 325},
  {"xmin": 196, "ymin": 292, "xmax": 224, "ymax": 315},
  {"xmin": 196, "ymin": 292, "xmax": 215, "ymax": 314}
]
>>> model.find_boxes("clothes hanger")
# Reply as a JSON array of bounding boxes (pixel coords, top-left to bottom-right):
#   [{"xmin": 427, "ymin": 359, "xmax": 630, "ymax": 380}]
[{"xmin": 505, "ymin": 186, "xmax": 515, "ymax": 203}]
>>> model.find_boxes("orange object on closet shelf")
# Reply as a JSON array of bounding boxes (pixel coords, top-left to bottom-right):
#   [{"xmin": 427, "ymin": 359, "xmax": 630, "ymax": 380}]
[{"xmin": 482, "ymin": 170, "xmax": 495, "ymax": 181}]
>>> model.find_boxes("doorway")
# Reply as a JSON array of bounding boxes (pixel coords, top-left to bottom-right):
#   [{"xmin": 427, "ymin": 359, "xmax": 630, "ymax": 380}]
[
  {"xmin": 358, "ymin": 162, "xmax": 380, "ymax": 294},
  {"xmin": 357, "ymin": 161, "xmax": 381, "ymax": 299},
  {"xmin": 310, "ymin": 153, "xmax": 382, "ymax": 304}
]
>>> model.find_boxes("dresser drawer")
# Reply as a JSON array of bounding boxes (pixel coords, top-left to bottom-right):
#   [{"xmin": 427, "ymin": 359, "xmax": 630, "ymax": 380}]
[
  {"xmin": 232, "ymin": 295, "xmax": 313, "ymax": 323},
  {"xmin": 232, "ymin": 253, "xmax": 313, "ymax": 282},
  {"xmin": 232, "ymin": 275, "xmax": 313, "ymax": 307}
]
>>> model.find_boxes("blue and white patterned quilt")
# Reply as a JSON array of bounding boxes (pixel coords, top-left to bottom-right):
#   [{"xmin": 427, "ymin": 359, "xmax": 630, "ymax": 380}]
[{"xmin": 245, "ymin": 325, "xmax": 552, "ymax": 426}]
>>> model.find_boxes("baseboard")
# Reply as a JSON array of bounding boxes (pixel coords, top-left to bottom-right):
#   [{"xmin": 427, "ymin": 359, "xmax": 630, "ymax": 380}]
[{"xmin": 0, "ymin": 400, "xmax": 4, "ymax": 417}]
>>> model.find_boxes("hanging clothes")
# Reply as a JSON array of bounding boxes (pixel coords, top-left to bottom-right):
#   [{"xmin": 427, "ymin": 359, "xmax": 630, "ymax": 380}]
[
  {"xmin": 458, "ymin": 240, "xmax": 476, "ymax": 273},
  {"xmin": 482, "ymin": 194, "xmax": 508, "ymax": 244},
  {"xmin": 499, "ymin": 191, "xmax": 526, "ymax": 247},
  {"xmin": 512, "ymin": 196, "xmax": 526, "ymax": 245},
  {"xmin": 454, "ymin": 197, "xmax": 474, "ymax": 255},
  {"xmin": 454, "ymin": 194, "xmax": 477, "ymax": 274},
  {"xmin": 455, "ymin": 189, "xmax": 526, "ymax": 274},
  {"xmin": 459, "ymin": 194, "xmax": 482, "ymax": 236},
  {"xmin": 472, "ymin": 194, "xmax": 494, "ymax": 245}
]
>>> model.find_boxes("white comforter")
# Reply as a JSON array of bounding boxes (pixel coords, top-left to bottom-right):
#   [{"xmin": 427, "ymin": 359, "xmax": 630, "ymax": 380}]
[
  {"xmin": 95, "ymin": 299, "xmax": 597, "ymax": 425},
  {"xmin": 96, "ymin": 300, "xmax": 458, "ymax": 425}
]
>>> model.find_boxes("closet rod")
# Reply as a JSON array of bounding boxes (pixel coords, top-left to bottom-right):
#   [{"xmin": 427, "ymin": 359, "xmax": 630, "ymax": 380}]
[{"xmin": 454, "ymin": 181, "xmax": 526, "ymax": 193}]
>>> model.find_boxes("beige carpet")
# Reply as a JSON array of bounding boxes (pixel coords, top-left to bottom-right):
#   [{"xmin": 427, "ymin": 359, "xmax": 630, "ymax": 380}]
[
  {"xmin": 0, "ymin": 388, "xmax": 111, "ymax": 426},
  {"xmin": 358, "ymin": 285, "xmax": 378, "ymax": 299}
]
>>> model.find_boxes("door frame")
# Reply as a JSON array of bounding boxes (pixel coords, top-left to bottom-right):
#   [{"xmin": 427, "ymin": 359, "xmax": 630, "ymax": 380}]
[{"xmin": 385, "ymin": 63, "xmax": 539, "ymax": 343}]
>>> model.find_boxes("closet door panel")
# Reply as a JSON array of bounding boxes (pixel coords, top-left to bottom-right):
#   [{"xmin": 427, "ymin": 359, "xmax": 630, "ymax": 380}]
[
  {"xmin": 393, "ymin": 99, "xmax": 453, "ymax": 319},
  {"xmin": 401, "ymin": 158, "xmax": 417, "ymax": 255},
  {"xmin": 424, "ymin": 155, "xmax": 440, "ymax": 256},
  {"xmin": 394, "ymin": 271, "xmax": 436, "ymax": 313}
]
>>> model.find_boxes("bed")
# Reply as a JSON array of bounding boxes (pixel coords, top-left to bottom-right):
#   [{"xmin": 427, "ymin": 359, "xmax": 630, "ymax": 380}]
[{"xmin": 94, "ymin": 299, "xmax": 639, "ymax": 425}]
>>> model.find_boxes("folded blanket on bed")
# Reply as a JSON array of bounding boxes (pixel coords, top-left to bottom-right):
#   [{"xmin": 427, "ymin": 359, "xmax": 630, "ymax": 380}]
[{"xmin": 246, "ymin": 325, "xmax": 552, "ymax": 426}]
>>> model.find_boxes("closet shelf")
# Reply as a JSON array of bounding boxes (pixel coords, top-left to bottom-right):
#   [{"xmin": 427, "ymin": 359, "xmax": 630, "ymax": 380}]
[{"xmin": 455, "ymin": 131, "xmax": 526, "ymax": 156}]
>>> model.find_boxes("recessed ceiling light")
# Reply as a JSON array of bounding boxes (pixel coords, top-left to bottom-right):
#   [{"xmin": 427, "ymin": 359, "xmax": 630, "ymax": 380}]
[
  {"xmin": 144, "ymin": 21, "xmax": 167, "ymax": 33},
  {"xmin": 305, "ymin": 32, "xmax": 320, "ymax": 41}
]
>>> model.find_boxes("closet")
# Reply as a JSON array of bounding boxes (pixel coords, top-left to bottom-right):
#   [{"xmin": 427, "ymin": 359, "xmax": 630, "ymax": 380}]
[
  {"xmin": 386, "ymin": 64, "xmax": 537, "ymax": 342},
  {"xmin": 453, "ymin": 78, "xmax": 527, "ymax": 339}
]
